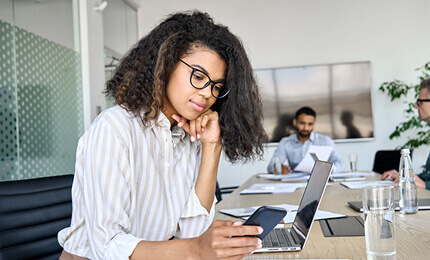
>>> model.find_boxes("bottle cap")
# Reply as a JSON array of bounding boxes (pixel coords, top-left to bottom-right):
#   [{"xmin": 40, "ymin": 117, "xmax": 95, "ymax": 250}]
[{"xmin": 401, "ymin": 148, "xmax": 410, "ymax": 154}]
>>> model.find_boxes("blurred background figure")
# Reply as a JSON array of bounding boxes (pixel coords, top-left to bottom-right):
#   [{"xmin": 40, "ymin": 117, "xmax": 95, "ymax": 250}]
[
  {"xmin": 341, "ymin": 111, "xmax": 362, "ymax": 139},
  {"xmin": 270, "ymin": 113, "xmax": 295, "ymax": 142}
]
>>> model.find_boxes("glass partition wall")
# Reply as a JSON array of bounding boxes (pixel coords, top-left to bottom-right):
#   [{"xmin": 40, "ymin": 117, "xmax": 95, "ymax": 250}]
[
  {"xmin": 103, "ymin": 0, "xmax": 138, "ymax": 107},
  {"xmin": 0, "ymin": 0, "xmax": 83, "ymax": 181}
]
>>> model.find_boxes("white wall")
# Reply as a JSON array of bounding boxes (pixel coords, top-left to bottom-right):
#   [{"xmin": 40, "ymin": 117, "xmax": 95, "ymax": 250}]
[
  {"xmin": 0, "ymin": 0, "xmax": 75, "ymax": 50},
  {"xmin": 103, "ymin": 0, "xmax": 138, "ymax": 55},
  {"xmin": 138, "ymin": 0, "xmax": 430, "ymax": 187},
  {"xmin": 80, "ymin": 0, "xmax": 107, "ymax": 126}
]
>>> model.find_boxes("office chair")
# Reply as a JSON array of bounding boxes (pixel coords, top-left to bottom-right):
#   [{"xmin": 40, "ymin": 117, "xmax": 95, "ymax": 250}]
[
  {"xmin": 215, "ymin": 181, "xmax": 238, "ymax": 202},
  {"xmin": 372, "ymin": 150, "xmax": 413, "ymax": 174},
  {"xmin": 0, "ymin": 174, "xmax": 74, "ymax": 260}
]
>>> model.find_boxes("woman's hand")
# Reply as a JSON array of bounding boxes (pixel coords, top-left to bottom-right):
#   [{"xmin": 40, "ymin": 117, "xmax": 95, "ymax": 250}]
[
  {"xmin": 192, "ymin": 220, "xmax": 263, "ymax": 259},
  {"xmin": 172, "ymin": 110, "xmax": 221, "ymax": 145}
]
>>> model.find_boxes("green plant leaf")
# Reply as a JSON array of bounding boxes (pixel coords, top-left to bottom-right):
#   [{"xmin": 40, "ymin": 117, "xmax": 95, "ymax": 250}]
[{"xmin": 381, "ymin": 61, "xmax": 430, "ymax": 151}]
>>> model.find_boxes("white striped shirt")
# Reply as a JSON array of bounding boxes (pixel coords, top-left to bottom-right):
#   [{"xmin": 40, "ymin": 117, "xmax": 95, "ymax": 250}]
[{"xmin": 58, "ymin": 105, "xmax": 216, "ymax": 260}]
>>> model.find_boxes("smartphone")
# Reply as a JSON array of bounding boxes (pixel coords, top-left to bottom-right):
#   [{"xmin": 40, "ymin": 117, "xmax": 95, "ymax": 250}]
[{"xmin": 243, "ymin": 206, "xmax": 287, "ymax": 239}]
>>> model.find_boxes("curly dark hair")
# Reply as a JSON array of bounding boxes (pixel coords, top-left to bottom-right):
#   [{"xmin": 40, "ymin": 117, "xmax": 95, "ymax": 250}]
[{"xmin": 105, "ymin": 10, "xmax": 267, "ymax": 163}]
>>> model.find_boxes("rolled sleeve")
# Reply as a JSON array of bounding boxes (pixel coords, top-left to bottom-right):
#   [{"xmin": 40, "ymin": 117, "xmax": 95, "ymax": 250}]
[
  {"xmin": 177, "ymin": 186, "xmax": 215, "ymax": 238},
  {"xmin": 82, "ymin": 123, "xmax": 142, "ymax": 259},
  {"xmin": 104, "ymin": 234, "xmax": 142, "ymax": 260}
]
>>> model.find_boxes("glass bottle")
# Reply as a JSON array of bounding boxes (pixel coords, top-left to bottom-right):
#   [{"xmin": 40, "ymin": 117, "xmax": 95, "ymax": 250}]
[{"xmin": 398, "ymin": 149, "xmax": 418, "ymax": 214}]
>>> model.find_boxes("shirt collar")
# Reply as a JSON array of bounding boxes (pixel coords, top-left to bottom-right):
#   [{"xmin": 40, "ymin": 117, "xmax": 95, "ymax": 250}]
[
  {"xmin": 294, "ymin": 131, "xmax": 316, "ymax": 143},
  {"xmin": 150, "ymin": 112, "xmax": 187, "ymax": 142},
  {"xmin": 153, "ymin": 111, "xmax": 171, "ymax": 129},
  {"xmin": 171, "ymin": 125, "xmax": 186, "ymax": 140},
  {"xmin": 309, "ymin": 131, "xmax": 316, "ymax": 142}
]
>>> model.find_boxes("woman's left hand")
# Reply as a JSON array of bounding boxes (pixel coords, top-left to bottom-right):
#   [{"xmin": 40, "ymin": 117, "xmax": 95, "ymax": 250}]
[{"xmin": 172, "ymin": 110, "xmax": 221, "ymax": 145}]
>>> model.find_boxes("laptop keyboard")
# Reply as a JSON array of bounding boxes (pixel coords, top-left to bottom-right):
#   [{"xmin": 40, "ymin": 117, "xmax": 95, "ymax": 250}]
[{"xmin": 262, "ymin": 228, "xmax": 296, "ymax": 248}]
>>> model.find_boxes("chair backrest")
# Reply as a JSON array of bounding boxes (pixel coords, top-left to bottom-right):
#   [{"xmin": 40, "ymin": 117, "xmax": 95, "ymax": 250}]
[
  {"xmin": 215, "ymin": 181, "xmax": 238, "ymax": 202},
  {"xmin": 372, "ymin": 150, "xmax": 412, "ymax": 174},
  {"xmin": 0, "ymin": 174, "xmax": 74, "ymax": 260}
]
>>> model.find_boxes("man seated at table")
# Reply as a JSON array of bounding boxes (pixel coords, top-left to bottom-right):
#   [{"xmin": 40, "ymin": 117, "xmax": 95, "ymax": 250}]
[
  {"xmin": 381, "ymin": 78, "xmax": 430, "ymax": 189},
  {"xmin": 267, "ymin": 106, "xmax": 343, "ymax": 174}
]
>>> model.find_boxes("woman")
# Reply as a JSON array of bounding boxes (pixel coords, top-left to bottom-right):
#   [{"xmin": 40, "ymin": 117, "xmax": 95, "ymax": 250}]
[{"xmin": 59, "ymin": 11, "xmax": 267, "ymax": 259}]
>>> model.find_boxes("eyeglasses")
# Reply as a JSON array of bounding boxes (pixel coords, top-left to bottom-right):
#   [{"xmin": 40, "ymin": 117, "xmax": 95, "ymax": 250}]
[
  {"xmin": 178, "ymin": 59, "xmax": 229, "ymax": 99},
  {"xmin": 416, "ymin": 99, "xmax": 430, "ymax": 107}
]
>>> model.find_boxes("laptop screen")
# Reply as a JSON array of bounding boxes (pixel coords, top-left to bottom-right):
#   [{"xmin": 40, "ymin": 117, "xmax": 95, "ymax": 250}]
[{"xmin": 291, "ymin": 160, "xmax": 333, "ymax": 246}]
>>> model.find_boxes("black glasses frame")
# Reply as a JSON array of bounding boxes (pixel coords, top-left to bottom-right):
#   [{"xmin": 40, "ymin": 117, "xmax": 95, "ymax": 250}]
[
  {"xmin": 416, "ymin": 99, "xmax": 430, "ymax": 106},
  {"xmin": 178, "ymin": 59, "xmax": 229, "ymax": 99}
]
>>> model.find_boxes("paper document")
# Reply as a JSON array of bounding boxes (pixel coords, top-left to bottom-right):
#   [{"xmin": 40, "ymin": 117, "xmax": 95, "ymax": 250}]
[
  {"xmin": 239, "ymin": 183, "xmax": 307, "ymax": 195},
  {"xmin": 330, "ymin": 172, "xmax": 375, "ymax": 182},
  {"xmin": 340, "ymin": 180, "xmax": 395, "ymax": 189},
  {"xmin": 219, "ymin": 203, "xmax": 344, "ymax": 223},
  {"xmin": 331, "ymin": 172, "xmax": 375, "ymax": 177},
  {"xmin": 257, "ymin": 173, "xmax": 310, "ymax": 181},
  {"xmin": 219, "ymin": 203, "xmax": 299, "ymax": 218},
  {"xmin": 294, "ymin": 145, "xmax": 333, "ymax": 173},
  {"xmin": 283, "ymin": 210, "xmax": 346, "ymax": 224}
]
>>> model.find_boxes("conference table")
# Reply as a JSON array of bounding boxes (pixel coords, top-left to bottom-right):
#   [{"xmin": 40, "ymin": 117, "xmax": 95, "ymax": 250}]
[{"xmin": 215, "ymin": 174, "xmax": 430, "ymax": 259}]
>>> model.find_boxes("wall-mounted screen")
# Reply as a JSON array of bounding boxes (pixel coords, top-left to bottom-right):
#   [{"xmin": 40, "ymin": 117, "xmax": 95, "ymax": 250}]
[{"xmin": 256, "ymin": 61, "xmax": 374, "ymax": 142}]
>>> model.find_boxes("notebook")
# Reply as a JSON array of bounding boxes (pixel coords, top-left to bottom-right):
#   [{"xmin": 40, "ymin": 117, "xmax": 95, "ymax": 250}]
[
  {"xmin": 255, "ymin": 160, "xmax": 334, "ymax": 253},
  {"xmin": 348, "ymin": 198, "xmax": 430, "ymax": 212}
]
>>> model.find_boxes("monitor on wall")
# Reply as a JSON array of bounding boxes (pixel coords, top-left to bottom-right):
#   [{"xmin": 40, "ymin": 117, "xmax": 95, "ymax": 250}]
[{"xmin": 256, "ymin": 61, "xmax": 374, "ymax": 143}]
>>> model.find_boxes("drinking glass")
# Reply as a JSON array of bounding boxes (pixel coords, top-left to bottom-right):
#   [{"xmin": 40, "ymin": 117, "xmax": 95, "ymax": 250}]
[
  {"xmin": 273, "ymin": 157, "xmax": 282, "ymax": 175},
  {"xmin": 349, "ymin": 153, "xmax": 358, "ymax": 172},
  {"xmin": 363, "ymin": 185, "xmax": 396, "ymax": 259}
]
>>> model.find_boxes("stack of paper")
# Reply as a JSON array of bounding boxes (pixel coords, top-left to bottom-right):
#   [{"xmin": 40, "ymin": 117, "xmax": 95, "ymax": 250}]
[
  {"xmin": 283, "ymin": 210, "xmax": 345, "ymax": 224},
  {"xmin": 340, "ymin": 180, "xmax": 395, "ymax": 189},
  {"xmin": 257, "ymin": 173, "xmax": 310, "ymax": 181},
  {"xmin": 239, "ymin": 183, "xmax": 308, "ymax": 195},
  {"xmin": 219, "ymin": 203, "xmax": 299, "ymax": 218},
  {"xmin": 330, "ymin": 172, "xmax": 375, "ymax": 182},
  {"xmin": 219, "ymin": 203, "xmax": 345, "ymax": 223}
]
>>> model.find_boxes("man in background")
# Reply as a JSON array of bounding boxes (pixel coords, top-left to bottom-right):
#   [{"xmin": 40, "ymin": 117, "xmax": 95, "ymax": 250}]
[
  {"xmin": 381, "ymin": 78, "xmax": 430, "ymax": 189},
  {"xmin": 267, "ymin": 106, "xmax": 343, "ymax": 174}
]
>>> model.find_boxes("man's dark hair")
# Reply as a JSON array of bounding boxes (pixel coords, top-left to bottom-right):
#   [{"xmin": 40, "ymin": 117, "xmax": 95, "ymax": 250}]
[
  {"xmin": 104, "ymin": 11, "xmax": 267, "ymax": 162},
  {"xmin": 295, "ymin": 106, "xmax": 316, "ymax": 119},
  {"xmin": 420, "ymin": 78, "xmax": 430, "ymax": 97}
]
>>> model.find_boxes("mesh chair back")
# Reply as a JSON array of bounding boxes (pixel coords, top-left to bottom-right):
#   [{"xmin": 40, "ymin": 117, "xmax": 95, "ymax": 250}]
[{"xmin": 0, "ymin": 174, "xmax": 73, "ymax": 260}]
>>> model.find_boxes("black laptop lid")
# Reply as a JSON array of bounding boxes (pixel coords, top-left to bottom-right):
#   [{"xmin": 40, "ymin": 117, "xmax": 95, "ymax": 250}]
[{"xmin": 291, "ymin": 160, "xmax": 333, "ymax": 246}]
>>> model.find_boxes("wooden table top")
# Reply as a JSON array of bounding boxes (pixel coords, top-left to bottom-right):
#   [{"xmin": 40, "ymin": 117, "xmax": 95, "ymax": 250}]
[{"xmin": 215, "ymin": 174, "xmax": 430, "ymax": 259}]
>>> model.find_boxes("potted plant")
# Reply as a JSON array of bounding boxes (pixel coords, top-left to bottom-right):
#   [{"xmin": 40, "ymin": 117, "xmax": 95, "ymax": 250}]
[{"xmin": 379, "ymin": 62, "xmax": 430, "ymax": 149}]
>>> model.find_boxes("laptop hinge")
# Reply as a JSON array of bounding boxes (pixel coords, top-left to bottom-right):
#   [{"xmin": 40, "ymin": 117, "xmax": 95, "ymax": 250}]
[{"xmin": 290, "ymin": 228, "xmax": 302, "ymax": 245}]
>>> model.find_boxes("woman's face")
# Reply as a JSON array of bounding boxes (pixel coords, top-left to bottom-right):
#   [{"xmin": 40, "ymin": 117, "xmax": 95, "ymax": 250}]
[{"xmin": 163, "ymin": 47, "xmax": 226, "ymax": 124}]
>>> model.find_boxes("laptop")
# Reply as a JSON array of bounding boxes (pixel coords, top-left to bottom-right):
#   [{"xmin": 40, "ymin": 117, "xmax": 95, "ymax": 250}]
[
  {"xmin": 348, "ymin": 198, "xmax": 430, "ymax": 212},
  {"xmin": 255, "ymin": 160, "xmax": 333, "ymax": 253}
]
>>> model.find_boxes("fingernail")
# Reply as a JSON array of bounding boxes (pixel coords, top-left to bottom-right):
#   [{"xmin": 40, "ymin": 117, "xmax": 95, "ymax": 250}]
[
  {"xmin": 191, "ymin": 136, "xmax": 195, "ymax": 142},
  {"xmin": 258, "ymin": 227, "xmax": 263, "ymax": 233},
  {"xmin": 197, "ymin": 134, "xmax": 201, "ymax": 139},
  {"xmin": 178, "ymin": 122, "xmax": 183, "ymax": 127},
  {"xmin": 257, "ymin": 239, "xmax": 262, "ymax": 246},
  {"xmin": 201, "ymin": 128, "xmax": 204, "ymax": 132},
  {"xmin": 257, "ymin": 243, "xmax": 262, "ymax": 249}
]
